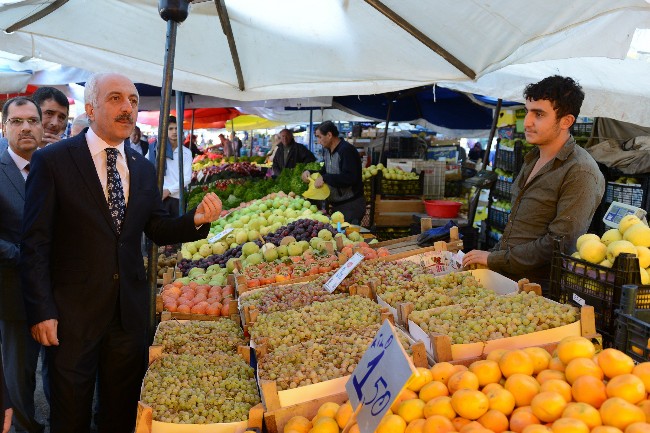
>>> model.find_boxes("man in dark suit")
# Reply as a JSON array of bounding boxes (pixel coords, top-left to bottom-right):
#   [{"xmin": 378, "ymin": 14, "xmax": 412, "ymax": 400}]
[
  {"xmin": 20, "ymin": 73, "xmax": 222, "ymax": 433},
  {"xmin": 271, "ymin": 128, "xmax": 316, "ymax": 176},
  {"xmin": 0, "ymin": 97, "xmax": 44, "ymax": 433}
]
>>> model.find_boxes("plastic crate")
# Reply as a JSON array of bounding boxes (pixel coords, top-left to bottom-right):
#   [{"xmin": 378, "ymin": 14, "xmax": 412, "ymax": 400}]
[
  {"xmin": 487, "ymin": 206, "xmax": 509, "ymax": 230},
  {"xmin": 494, "ymin": 140, "xmax": 525, "ymax": 173},
  {"xmin": 604, "ymin": 181, "xmax": 647, "ymax": 208},
  {"xmin": 372, "ymin": 226, "xmax": 411, "ymax": 242},
  {"xmin": 615, "ymin": 285, "xmax": 650, "ymax": 362},
  {"xmin": 363, "ymin": 177, "xmax": 376, "ymax": 203},
  {"xmin": 494, "ymin": 178, "xmax": 514, "ymax": 200},
  {"xmin": 378, "ymin": 171, "xmax": 423, "ymax": 196},
  {"xmin": 549, "ymin": 241, "xmax": 650, "ymax": 346}
]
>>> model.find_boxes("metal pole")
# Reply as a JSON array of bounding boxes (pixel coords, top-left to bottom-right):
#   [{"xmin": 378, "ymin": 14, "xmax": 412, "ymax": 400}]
[
  {"xmin": 309, "ymin": 108, "xmax": 314, "ymax": 153},
  {"xmin": 378, "ymin": 100, "xmax": 393, "ymax": 164},
  {"xmin": 148, "ymin": 0, "xmax": 189, "ymax": 343},
  {"xmin": 483, "ymin": 98, "xmax": 503, "ymax": 168},
  {"xmin": 176, "ymin": 91, "xmax": 185, "ymax": 215},
  {"xmin": 190, "ymin": 108, "xmax": 195, "ymax": 154}
]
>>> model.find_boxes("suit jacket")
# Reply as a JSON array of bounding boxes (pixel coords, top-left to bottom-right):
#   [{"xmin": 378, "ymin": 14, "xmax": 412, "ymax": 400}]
[
  {"xmin": 271, "ymin": 141, "xmax": 316, "ymax": 176},
  {"xmin": 0, "ymin": 149, "xmax": 27, "ymax": 321},
  {"xmin": 20, "ymin": 133, "xmax": 209, "ymax": 340}
]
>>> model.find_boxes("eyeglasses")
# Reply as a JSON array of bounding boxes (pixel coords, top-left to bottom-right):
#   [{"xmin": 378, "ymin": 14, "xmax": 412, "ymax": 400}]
[{"xmin": 4, "ymin": 117, "xmax": 42, "ymax": 127}]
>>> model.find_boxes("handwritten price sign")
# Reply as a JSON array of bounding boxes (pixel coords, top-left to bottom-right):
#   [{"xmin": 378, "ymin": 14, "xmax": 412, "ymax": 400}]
[
  {"xmin": 345, "ymin": 320, "xmax": 416, "ymax": 433},
  {"xmin": 208, "ymin": 227, "xmax": 234, "ymax": 244},
  {"xmin": 323, "ymin": 252, "xmax": 364, "ymax": 293}
]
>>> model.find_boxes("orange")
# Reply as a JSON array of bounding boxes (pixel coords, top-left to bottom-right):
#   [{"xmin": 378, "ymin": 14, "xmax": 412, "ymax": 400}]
[
  {"xmin": 597, "ymin": 348, "xmax": 635, "ymax": 378},
  {"xmin": 451, "ymin": 389, "xmax": 490, "ymax": 420},
  {"xmin": 391, "ymin": 389, "xmax": 418, "ymax": 412},
  {"xmin": 348, "ymin": 423, "xmax": 360, "ymax": 433},
  {"xmin": 548, "ymin": 357, "xmax": 566, "ymax": 372},
  {"xmin": 404, "ymin": 419, "xmax": 426, "ymax": 433},
  {"xmin": 571, "ymin": 375, "xmax": 608, "ymax": 408},
  {"xmin": 523, "ymin": 347, "xmax": 553, "ymax": 374},
  {"xmin": 452, "ymin": 417, "xmax": 472, "ymax": 431},
  {"xmin": 556, "ymin": 336, "xmax": 596, "ymax": 365},
  {"xmin": 591, "ymin": 427, "xmax": 624, "ymax": 433},
  {"xmin": 311, "ymin": 417, "xmax": 339, "ymax": 433},
  {"xmin": 485, "ymin": 387, "xmax": 516, "ymax": 415},
  {"xmin": 600, "ymin": 397, "xmax": 647, "ymax": 431},
  {"xmin": 335, "ymin": 401, "xmax": 353, "ymax": 429},
  {"xmin": 470, "ymin": 359, "xmax": 503, "ymax": 386},
  {"xmin": 422, "ymin": 415, "xmax": 455, "ymax": 433},
  {"xmin": 430, "ymin": 362, "xmax": 459, "ymax": 385},
  {"xmin": 561, "ymin": 402, "xmax": 602, "ymax": 429},
  {"xmin": 539, "ymin": 379, "xmax": 572, "ymax": 403},
  {"xmin": 536, "ymin": 369, "xmax": 566, "ymax": 385},
  {"xmin": 550, "ymin": 417, "xmax": 589, "ymax": 433},
  {"xmin": 408, "ymin": 367, "xmax": 434, "ymax": 392},
  {"xmin": 638, "ymin": 400, "xmax": 650, "ymax": 422},
  {"xmin": 486, "ymin": 348, "xmax": 510, "ymax": 362},
  {"xmin": 418, "ymin": 381, "xmax": 449, "ymax": 403},
  {"xmin": 531, "ymin": 391, "xmax": 567, "ymax": 423},
  {"xmin": 505, "ymin": 374, "xmax": 541, "ymax": 407},
  {"xmin": 477, "ymin": 409, "xmax": 509, "ymax": 433},
  {"xmin": 509, "ymin": 407, "xmax": 541, "ymax": 433},
  {"xmin": 376, "ymin": 414, "xmax": 407, "ymax": 433},
  {"xmin": 453, "ymin": 364, "xmax": 469, "ymax": 374},
  {"xmin": 521, "ymin": 426, "xmax": 551, "ymax": 433},
  {"xmin": 606, "ymin": 374, "xmax": 647, "ymax": 404},
  {"xmin": 482, "ymin": 382, "xmax": 504, "ymax": 393},
  {"xmin": 633, "ymin": 362, "xmax": 650, "ymax": 393},
  {"xmin": 625, "ymin": 422, "xmax": 650, "ymax": 433},
  {"xmin": 447, "ymin": 370, "xmax": 480, "ymax": 393},
  {"xmin": 564, "ymin": 357, "xmax": 604, "ymax": 384},
  {"xmin": 423, "ymin": 396, "xmax": 456, "ymax": 420},
  {"xmin": 499, "ymin": 350, "xmax": 535, "ymax": 377},
  {"xmin": 397, "ymin": 399, "xmax": 426, "ymax": 423},
  {"xmin": 458, "ymin": 421, "xmax": 486, "ymax": 432}
]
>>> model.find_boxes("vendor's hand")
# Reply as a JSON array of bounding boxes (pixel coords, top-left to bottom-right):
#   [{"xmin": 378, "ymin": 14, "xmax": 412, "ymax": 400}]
[
  {"xmin": 314, "ymin": 175, "xmax": 324, "ymax": 188},
  {"xmin": 462, "ymin": 250, "xmax": 490, "ymax": 268},
  {"xmin": 194, "ymin": 193, "xmax": 222, "ymax": 225},
  {"xmin": 301, "ymin": 170, "xmax": 311, "ymax": 183},
  {"xmin": 162, "ymin": 189, "xmax": 171, "ymax": 200},
  {"xmin": 31, "ymin": 319, "xmax": 59, "ymax": 346}
]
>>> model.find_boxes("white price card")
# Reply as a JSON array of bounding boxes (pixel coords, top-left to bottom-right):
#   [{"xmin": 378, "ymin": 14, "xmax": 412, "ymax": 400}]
[
  {"xmin": 208, "ymin": 227, "xmax": 233, "ymax": 244},
  {"xmin": 323, "ymin": 252, "xmax": 364, "ymax": 293},
  {"xmin": 345, "ymin": 320, "xmax": 416, "ymax": 433}
]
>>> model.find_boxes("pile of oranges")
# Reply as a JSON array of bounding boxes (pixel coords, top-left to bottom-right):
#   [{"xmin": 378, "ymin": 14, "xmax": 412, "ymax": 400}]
[
  {"xmin": 160, "ymin": 281, "xmax": 235, "ymax": 315},
  {"xmin": 283, "ymin": 336, "xmax": 650, "ymax": 433}
]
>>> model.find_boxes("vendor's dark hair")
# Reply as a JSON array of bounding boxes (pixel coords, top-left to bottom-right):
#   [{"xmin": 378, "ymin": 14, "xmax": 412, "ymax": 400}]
[
  {"xmin": 168, "ymin": 115, "xmax": 177, "ymax": 124},
  {"xmin": 315, "ymin": 120, "xmax": 339, "ymax": 137},
  {"xmin": 524, "ymin": 75, "xmax": 584, "ymax": 122},
  {"xmin": 32, "ymin": 86, "xmax": 69, "ymax": 111}
]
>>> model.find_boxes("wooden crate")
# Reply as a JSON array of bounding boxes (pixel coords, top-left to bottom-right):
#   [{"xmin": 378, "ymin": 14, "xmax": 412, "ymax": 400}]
[
  {"xmin": 373, "ymin": 196, "xmax": 424, "ymax": 226},
  {"xmin": 263, "ymin": 392, "xmax": 348, "ymax": 433},
  {"xmin": 370, "ymin": 223, "xmax": 463, "ymax": 255}
]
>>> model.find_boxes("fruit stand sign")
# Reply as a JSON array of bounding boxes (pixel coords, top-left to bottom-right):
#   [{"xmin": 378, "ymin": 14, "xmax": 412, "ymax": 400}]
[
  {"xmin": 346, "ymin": 319, "xmax": 416, "ymax": 433},
  {"xmin": 208, "ymin": 227, "xmax": 234, "ymax": 244},
  {"xmin": 323, "ymin": 252, "xmax": 364, "ymax": 293}
]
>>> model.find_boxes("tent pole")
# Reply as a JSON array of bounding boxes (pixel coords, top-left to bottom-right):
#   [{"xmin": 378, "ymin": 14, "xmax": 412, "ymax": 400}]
[
  {"xmin": 176, "ymin": 91, "xmax": 186, "ymax": 216},
  {"xmin": 483, "ymin": 98, "xmax": 502, "ymax": 168},
  {"xmin": 378, "ymin": 100, "xmax": 393, "ymax": 164},
  {"xmin": 190, "ymin": 108, "xmax": 195, "ymax": 154},
  {"xmin": 309, "ymin": 108, "xmax": 314, "ymax": 152},
  {"xmin": 231, "ymin": 119, "xmax": 237, "ymax": 161},
  {"xmin": 148, "ymin": 0, "xmax": 189, "ymax": 344}
]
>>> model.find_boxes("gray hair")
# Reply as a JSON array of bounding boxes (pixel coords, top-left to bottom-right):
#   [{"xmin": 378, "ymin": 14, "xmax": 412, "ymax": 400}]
[
  {"xmin": 84, "ymin": 73, "xmax": 107, "ymax": 107},
  {"xmin": 71, "ymin": 113, "xmax": 90, "ymax": 136}
]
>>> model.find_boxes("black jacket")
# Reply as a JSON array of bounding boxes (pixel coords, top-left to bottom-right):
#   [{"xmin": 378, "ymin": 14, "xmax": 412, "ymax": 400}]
[{"xmin": 272, "ymin": 141, "xmax": 316, "ymax": 176}]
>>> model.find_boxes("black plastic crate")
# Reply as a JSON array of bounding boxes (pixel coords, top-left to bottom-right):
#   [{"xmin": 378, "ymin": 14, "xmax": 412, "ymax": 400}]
[
  {"xmin": 494, "ymin": 178, "xmax": 514, "ymax": 200},
  {"xmin": 604, "ymin": 181, "xmax": 647, "ymax": 208},
  {"xmin": 494, "ymin": 140, "xmax": 525, "ymax": 173},
  {"xmin": 487, "ymin": 206, "xmax": 509, "ymax": 230},
  {"xmin": 372, "ymin": 226, "xmax": 411, "ymax": 242},
  {"xmin": 615, "ymin": 285, "xmax": 650, "ymax": 362},
  {"xmin": 377, "ymin": 171, "xmax": 423, "ymax": 197},
  {"xmin": 550, "ymin": 242, "xmax": 650, "ymax": 346}
]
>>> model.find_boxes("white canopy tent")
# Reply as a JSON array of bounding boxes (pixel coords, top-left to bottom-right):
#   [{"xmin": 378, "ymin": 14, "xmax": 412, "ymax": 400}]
[{"xmin": 0, "ymin": 0, "xmax": 648, "ymax": 101}]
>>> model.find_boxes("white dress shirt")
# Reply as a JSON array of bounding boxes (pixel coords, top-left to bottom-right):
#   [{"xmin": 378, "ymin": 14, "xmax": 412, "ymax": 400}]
[
  {"xmin": 7, "ymin": 147, "xmax": 31, "ymax": 180},
  {"xmin": 163, "ymin": 145, "xmax": 192, "ymax": 199},
  {"xmin": 86, "ymin": 127, "xmax": 130, "ymax": 204}
]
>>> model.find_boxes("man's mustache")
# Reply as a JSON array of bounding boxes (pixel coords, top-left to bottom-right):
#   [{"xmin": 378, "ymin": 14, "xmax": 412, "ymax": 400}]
[{"xmin": 114, "ymin": 114, "xmax": 134, "ymax": 123}]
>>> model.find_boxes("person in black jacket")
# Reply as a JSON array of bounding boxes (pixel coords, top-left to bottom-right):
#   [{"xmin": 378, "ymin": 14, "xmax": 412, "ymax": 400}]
[{"xmin": 272, "ymin": 129, "xmax": 315, "ymax": 176}]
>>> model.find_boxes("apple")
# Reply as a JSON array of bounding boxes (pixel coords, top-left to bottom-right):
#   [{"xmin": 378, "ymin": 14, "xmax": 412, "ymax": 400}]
[
  {"xmin": 624, "ymin": 224, "xmax": 650, "ymax": 247},
  {"xmin": 578, "ymin": 239, "xmax": 607, "ymax": 264},
  {"xmin": 242, "ymin": 242, "xmax": 260, "ymax": 256},
  {"xmin": 576, "ymin": 233, "xmax": 601, "ymax": 250},
  {"xmin": 619, "ymin": 215, "xmax": 643, "ymax": 235},
  {"xmin": 606, "ymin": 240, "xmax": 637, "ymax": 264},
  {"xmin": 600, "ymin": 229, "xmax": 623, "ymax": 246}
]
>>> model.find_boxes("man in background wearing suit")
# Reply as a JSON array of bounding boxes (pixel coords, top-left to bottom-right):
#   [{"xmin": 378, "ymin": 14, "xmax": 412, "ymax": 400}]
[
  {"xmin": 20, "ymin": 73, "xmax": 222, "ymax": 433},
  {"xmin": 0, "ymin": 97, "xmax": 44, "ymax": 433}
]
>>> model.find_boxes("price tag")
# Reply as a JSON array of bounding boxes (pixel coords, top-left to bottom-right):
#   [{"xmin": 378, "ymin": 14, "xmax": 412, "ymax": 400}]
[
  {"xmin": 323, "ymin": 252, "xmax": 364, "ymax": 293},
  {"xmin": 572, "ymin": 293, "xmax": 586, "ymax": 307},
  {"xmin": 208, "ymin": 227, "xmax": 233, "ymax": 244},
  {"xmin": 196, "ymin": 170, "xmax": 205, "ymax": 182},
  {"xmin": 345, "ymin": 320, "xmax": 416, "ymax": 433}
]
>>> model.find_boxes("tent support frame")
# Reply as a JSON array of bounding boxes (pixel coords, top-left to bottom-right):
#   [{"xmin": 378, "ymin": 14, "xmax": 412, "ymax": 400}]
[{"xmin": 214, "ymin": 0, "xmax": 245, "ymax": 91}]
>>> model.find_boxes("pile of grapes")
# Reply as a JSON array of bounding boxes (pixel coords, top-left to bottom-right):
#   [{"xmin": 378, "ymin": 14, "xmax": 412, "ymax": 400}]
[
  {"xmin": 409, "ymin": 291, "xmax": 579, "ymax": 344},
  {"xmin": 239, "ymin": 282, "xmax": 346, "ymax": 314},
  {"xmin": 258, "ymin": 323, "xmax": 414, "ymax": 390},
  {"xmin": 249, "ymin": 296, "xmax": 381, "ymax": 350},
  {"xmin": 335, "ymin": 261, "xmax": 428, "ymax": 293},
  {"xmin": 178, "ymin": 243, "xmax": 247, "ymax": 275},
  {"xmin": 153, "ymin": 319, "xmax": 246, "ymax": 357},
  {"xmin": 141, "ymin": 353, "xmax": 260, "ymax": 424},
  {"xmin": 262, "ymin": 219, "xmax": 337, "ymax": 245},
  {"xmin": 378, "ymin": 272, "xmax": 494, "ymax": 310}
]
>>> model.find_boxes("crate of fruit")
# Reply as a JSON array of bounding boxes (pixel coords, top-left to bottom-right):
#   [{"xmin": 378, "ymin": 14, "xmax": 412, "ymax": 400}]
[
  {"xmin": 549, "ymin": 239, "xmax": 650, "ymax": 345},
  {"xmin": 494, "ymin": 140, "xmax": 525, "ymax": 173},
  {"xmin": 487, "ymin": 205, "xmax": 509, "ymax": 230},
  {"xmin": 377, "ymin": 170, "xmax": 423, "ymax": 197},
  {"xmin": 494, "ymin": 178, "xmax": 514, "ymax": 200},
  {"xmin": 602, "ymin": 171, "xmax": 650, "ymax": 209},
  {"xmin": 614, "ymin": 284, "xmax": 650, "ymax": 362}
]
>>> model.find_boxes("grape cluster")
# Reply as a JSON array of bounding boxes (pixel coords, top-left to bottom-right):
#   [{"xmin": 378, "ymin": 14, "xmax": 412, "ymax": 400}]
[
  {"xmin": 410, "ymin": 291, "xmax": 579, "ymax": 344},
  {"xmin": 239, "ymin": 283, "xmax": 346, "ymax": 314},
  {"xmin": 335, "ymin": 261, "xmax": 428, "ymax": 293},
  {"xmin": 249, "ymin": 296, "xmax": 381, "ymax": 350},
  {"xmin": 258, "ymin": 324, "xmax": 413, "ymax": 390},
  {"xmin": 178, "ymin": 242, "xmax": 248, "ymax": 274},
  {"xmin": 153, "ymin": 319, "xmax": 246, "ymax": 357},
  {"xmin": 263, "ymin": 219, "xmax": 336, "ymax": 244},
  {"xmin": 141, "ymin": 353, "xmax": 260, "ymax": 424}
]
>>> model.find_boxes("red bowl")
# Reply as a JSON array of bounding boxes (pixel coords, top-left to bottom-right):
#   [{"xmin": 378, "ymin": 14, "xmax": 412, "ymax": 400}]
[{"xmin": 423, "ymin": 200, "xmax": 462, "ymax": 218}]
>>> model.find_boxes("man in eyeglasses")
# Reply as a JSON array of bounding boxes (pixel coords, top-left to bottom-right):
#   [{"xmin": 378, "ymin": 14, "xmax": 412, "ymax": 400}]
[{"xmin": 0, "ymin": 97, "xmax": 45, "ymax": 433}]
